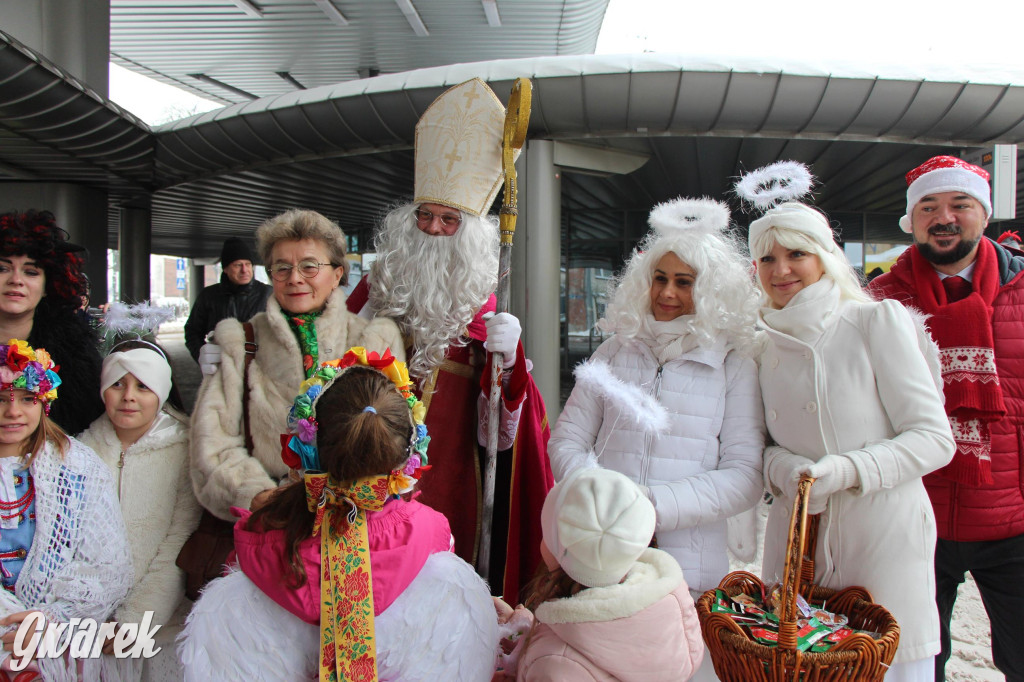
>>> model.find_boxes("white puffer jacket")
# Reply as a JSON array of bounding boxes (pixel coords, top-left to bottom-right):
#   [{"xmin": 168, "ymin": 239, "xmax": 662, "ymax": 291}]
[{"xmin": 549, "ymin": 333, "xmax": 766, "ymax": 593}]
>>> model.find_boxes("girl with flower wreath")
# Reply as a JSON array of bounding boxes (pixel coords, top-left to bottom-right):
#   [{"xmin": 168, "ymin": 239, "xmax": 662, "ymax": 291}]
[
  {"xmin": 179, "ymin": 348, "xmax": 498, "ymax": 682},
  {"xmin": 0, "ymin": 340, "xmax": 132, "ymax": 681}
]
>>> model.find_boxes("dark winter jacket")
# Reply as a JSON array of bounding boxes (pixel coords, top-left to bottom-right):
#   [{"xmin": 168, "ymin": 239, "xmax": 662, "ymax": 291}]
[
  {"xmin": 28, "ymin": 299, "xmax": 105, "ymax": 436},
  {"xmin": 184, "ymin": 275, "xmax": 271, "ymax": 360},
  {"xmin": 869, "ymin": 238, "xmax": 1024, "ymax": 542}
]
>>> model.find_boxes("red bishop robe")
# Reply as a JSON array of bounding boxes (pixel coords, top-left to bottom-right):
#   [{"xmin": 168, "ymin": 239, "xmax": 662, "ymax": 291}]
[{"xmin": 347, "ymin": 276, "xmax": 553, "ymax": 601}]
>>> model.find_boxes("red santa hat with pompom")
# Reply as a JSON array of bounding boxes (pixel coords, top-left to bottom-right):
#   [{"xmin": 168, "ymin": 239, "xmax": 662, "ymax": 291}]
[{"xmin": 899, "ymin": 155, "xmax": 991, "ymax": 233}]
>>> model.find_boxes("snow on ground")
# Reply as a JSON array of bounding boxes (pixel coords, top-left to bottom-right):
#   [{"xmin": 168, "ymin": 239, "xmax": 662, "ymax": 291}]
[{"xmin": 728, "ymin": 501, "xmax": 999, "ymax": 681}]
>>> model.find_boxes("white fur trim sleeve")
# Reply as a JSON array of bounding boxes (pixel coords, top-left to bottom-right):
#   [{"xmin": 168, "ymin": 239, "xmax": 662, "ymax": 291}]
[{"xmin": 14, "ymin": 439, "xmax": 133, "ymax": 625}]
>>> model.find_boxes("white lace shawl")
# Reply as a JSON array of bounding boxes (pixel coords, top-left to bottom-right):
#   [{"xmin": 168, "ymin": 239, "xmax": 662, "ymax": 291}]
[{"xmin": 0, "ymin": 437, "xmax": 133, "ymax": 624}]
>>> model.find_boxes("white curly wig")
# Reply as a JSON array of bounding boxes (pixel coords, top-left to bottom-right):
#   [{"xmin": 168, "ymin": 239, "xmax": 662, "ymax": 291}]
[
  {"xmin": 600, "ymin": 204, "xmax": 760, "ymax": 355},
  {"xmin": 369, "ymin": 202, "xmax": 499, "ymax": 380},
  {"xmin": 749, "ymin": 223, "xmax": 872, "ymax": 305}
]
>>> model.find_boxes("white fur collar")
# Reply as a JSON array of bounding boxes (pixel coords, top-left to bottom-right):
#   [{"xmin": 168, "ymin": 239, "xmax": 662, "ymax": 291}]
[
  {"xmin": 84, "ymin": 410, "xmax": 188, "ymax": 458},
  {"xmin": 535, "ymin": 549, "xmax": 683, "ymax": 625}
]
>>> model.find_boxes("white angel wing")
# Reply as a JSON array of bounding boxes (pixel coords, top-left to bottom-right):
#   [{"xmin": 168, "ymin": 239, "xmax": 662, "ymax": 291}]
[
  {"xmin": 177, "ymin": 568, "xmax": 318, "ymax": 682},
  {"xmin": 376, "ymin": 551, "xmax": 498, "ymax": 682}
]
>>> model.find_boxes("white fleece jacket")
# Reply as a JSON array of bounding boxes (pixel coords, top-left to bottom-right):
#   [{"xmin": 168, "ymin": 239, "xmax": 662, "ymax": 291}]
[{"xmin": 79, "ymin": 408, "xmax": 201, "ymax": 627}]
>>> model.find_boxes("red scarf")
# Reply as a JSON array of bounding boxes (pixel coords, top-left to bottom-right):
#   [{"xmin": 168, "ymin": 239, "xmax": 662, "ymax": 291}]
[{"xmin": 910, "ymin": 239, "xmax": 1004, "ymax": 485}]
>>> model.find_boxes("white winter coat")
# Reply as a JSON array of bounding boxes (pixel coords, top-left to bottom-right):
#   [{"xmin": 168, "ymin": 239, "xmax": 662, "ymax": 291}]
[
  {"xmin": 190, "ymin": 287, "xmax": 404, "ymax": 519},
  {"xmin": 548, "ymin": 333, "xmax": 766, "ymax": 593},
  {"xmin": 758, "ymin": 278, "xmax": 955, "ymax": 665},
  {"xmin": 79, "ymin": 409, "xmax": 201, "ymax": 627}
]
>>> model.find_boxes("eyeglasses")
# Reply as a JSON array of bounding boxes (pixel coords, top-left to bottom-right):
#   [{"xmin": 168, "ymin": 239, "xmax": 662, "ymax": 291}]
[
  {"xmin": 414, "ymin": 208, "xmax": 462, "ymax": 229},
  {"xmin": 268, "ymin": 260, "xmax": 333, "ymax": 281}
]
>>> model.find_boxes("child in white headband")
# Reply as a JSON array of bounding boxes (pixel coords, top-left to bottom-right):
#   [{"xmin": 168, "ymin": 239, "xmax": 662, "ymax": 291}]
[{"xmin": 78, "ymin": 338, "xmax": 201, "ymax": 673}]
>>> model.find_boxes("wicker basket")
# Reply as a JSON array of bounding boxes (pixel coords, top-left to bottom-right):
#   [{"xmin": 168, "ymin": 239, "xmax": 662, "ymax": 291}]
[{"xmin": 695, "ymin": 475, "xmax": 900, "ymax": 681}]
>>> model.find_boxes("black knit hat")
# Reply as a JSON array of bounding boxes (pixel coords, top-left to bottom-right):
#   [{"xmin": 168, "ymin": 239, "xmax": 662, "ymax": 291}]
[{"xmin": 220, "ymin": 236, "xmax": 255, "ymax": 265}]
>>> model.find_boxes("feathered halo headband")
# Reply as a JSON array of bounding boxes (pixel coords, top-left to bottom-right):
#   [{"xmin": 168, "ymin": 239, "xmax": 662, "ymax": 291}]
[
  {"xmin": 734, "ymin": 160, "xmax": 814, "ymax": 211},
  {"xmin": 281, "ymin": 347, "xmax": 430, "ymax": 496},
  {"xmin": 736, "ymin": 161, "xmax": 838, "ymax": 254},
  {"xmin": 648, "ymin": 197, "xmax": 731, "ymax": 235},
  {"xmin": 101, "ymin": 302, "xmax": 175, "ymax": 358}
]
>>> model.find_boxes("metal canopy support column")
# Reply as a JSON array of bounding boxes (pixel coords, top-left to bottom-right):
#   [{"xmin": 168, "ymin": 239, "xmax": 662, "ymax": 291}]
[
  {"xmin": 119, "ymin": 204, "xmax": 151, "ymax": 303},
  {"xmin": 512, "ymin": 139, "xmax": 561, "ymax": 422},
  {"xmin": 190, "ymin": 263, "xmax": 206, "ymax": 305}
]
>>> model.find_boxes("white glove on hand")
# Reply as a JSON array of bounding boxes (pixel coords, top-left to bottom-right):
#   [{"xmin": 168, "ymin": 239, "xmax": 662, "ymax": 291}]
[
  {"xmin": 198, "ymin": 342, "xmax": 222, "ymax": 376},
  {"xmin": 483, "ymin": 312, "xmax": 520, "ymax": 369},
  {"xmin": 765, "ymin": 447, "xmax": 815, "ymax": 500},
  {"xmin": 804, "ymin": 454, "xmax": 859, "ymax": 515}
]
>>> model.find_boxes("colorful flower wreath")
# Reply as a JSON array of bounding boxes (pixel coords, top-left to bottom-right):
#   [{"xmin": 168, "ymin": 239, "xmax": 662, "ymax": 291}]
[
  {"xmin": 0, "ymin": 339, "xmax": 61, "ymax": 408},
  {"xmin": 281, "ymin": 347, "xmax": 430, "ymax": 495}
]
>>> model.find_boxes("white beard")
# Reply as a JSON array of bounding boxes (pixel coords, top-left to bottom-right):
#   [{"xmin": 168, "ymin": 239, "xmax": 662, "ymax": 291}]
[{"xmin": 369, "ymin": 204, "xmax": 499, "ymax": 380}]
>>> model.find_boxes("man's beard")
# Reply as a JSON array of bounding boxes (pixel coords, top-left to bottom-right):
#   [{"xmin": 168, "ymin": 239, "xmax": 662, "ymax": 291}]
[
  {"xmin": 916, "ymin": 223, "xmax": 980, "ymax": 265},
  {"xmin": 369, "ymin": 205, "xmax": 499, "ymax": 380}
]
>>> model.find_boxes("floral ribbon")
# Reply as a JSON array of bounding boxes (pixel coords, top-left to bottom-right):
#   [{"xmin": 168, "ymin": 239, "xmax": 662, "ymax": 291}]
[{"xmin": 306, "ymin": 472, "xmax": 394, "ymax": 682}]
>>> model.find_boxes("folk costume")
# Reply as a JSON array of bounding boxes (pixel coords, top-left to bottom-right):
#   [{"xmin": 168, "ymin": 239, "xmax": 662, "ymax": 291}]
[
  {"xmin": 870, "ymin": 155, "xmax": 1024, "ymax": 679},
  {"xmin": 0, "ymin": 341, "xmax": 133, "ymax": 681},
  {"xmin": 179, "ymin": 349, "xmax": 497, "ymax": 682},
  {"xmin": 347, "ymin": 79, "xmax": 552, "ymax": 600}
]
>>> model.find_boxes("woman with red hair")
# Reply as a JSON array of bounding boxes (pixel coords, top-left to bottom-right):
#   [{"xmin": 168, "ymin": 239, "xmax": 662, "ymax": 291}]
[{"xmin": 0, "ymin": 210, "xmax": 103, "ymax": 434}]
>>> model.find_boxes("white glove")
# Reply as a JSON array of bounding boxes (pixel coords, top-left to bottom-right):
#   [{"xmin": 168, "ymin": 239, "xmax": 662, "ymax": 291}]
[
  {"xmin": 804, "ymin": 454, "xmax": 859, "ymax": 515},
  {"xmin": 483, "ymin": 312, "xmax": 520, "ymax": 369},
  {"xmin": 765, "ymin": 447, "xmax": 815, "ymax": 500},
  {"xmin": 198, "ymin": 342, "xmax": 222, "ymax": 376}
]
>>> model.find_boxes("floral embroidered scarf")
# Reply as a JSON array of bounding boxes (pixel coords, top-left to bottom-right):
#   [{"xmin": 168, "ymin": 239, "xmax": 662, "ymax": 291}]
[
  {"xmin": 306, "ymin": 472, "xmax": 392, "ymax": 682},
  {"xmin": 285, "ymin": 312, "xmax": 322, "ymax": 378}
]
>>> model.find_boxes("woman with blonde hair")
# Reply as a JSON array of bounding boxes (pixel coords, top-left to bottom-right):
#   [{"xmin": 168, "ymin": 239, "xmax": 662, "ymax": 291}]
[{"xmin": 745, "ymin": 162, "xmax": 955, "ymax": 682}]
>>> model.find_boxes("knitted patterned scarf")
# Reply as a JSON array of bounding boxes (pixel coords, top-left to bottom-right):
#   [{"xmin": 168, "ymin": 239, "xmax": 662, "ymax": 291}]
[{"xmin": 909, "ymin": 239, "xmax": 1004, "ymax": 485}]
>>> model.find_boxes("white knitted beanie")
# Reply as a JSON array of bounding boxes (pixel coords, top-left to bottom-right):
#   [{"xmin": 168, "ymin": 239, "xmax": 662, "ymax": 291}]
[{"xmin": 540, "ymin": 468, "xmax": 656, "ymax": 588}]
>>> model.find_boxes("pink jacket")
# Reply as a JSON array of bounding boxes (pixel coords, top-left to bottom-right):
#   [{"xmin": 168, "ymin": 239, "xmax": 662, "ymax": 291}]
[
  {"xmin": 233, "ymin": 498, "xmax": 452, "ymax": 624},
  {"xmin": 518, "ymin": 549, "xmax": 703, "ymax": 682}
]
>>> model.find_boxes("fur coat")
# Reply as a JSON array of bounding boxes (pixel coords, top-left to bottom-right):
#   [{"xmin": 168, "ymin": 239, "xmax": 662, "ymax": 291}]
[
  {"xmin": 79, "ymin": 408, "xmax": 201, "ymax": 627},
  {"xmin": 190, "ymin": 287, "xmax": 405, "ymax": 519}
]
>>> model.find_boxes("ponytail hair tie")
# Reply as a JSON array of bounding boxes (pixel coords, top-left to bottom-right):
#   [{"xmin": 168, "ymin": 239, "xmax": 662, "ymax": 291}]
[{"xmin": 363, "ymin": 406, "xmax": 377, "ymax": 414}]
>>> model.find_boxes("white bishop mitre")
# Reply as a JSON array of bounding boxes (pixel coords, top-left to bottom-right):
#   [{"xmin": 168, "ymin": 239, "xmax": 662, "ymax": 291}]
[{"xmin": 414, "ymin": 78, "xmax": 512, "ymax": 217}]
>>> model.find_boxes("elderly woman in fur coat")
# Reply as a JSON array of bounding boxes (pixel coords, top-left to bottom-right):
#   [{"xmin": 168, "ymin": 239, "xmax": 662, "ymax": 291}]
[{"xmin": 190, "ymin": 209, "xmax": 404, "ymax": 519}]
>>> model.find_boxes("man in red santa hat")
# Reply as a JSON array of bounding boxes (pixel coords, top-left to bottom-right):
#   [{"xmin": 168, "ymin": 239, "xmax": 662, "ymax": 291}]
[
  {"xmin": 869, "ymin": 155, "xmax": 1024, "ymax": 681},
  {"xmin": 347, "ymin": 78, "xmax": 553, "ymax": 600}
]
